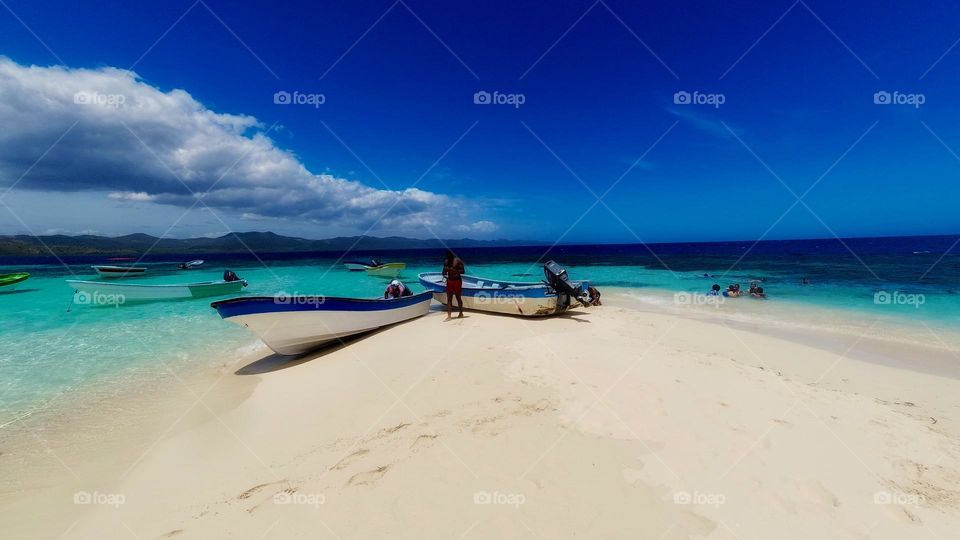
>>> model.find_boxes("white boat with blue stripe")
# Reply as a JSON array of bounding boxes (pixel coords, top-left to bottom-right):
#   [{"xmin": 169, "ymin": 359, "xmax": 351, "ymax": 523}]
[
  {"xmin": 418, "ymin": 261, "xmax": 591, "ymax": 317},
  {"xmin": 211, "ymin": 291, "xmax": 433, "ymax": 355}
]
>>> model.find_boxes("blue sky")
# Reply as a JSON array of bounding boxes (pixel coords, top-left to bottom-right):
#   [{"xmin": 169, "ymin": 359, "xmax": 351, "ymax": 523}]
[{"xmin": 0, "ymin": 0, "xmax": 958, "ymax": 243}]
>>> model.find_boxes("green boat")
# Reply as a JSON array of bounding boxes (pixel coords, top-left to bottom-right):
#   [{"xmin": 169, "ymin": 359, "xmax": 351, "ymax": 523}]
[{"xmin": 0, "ymin": 272, "xmax": 30, "ymax": 289}]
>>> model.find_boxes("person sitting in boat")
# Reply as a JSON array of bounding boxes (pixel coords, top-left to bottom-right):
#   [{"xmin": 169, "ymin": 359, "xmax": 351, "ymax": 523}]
[
  {"xmin": 588, "ymin": 285, "xmax": 602, "ymax": 306},
  {"xmin": 223, "ymin": 270, "xmax": 241, "ymax": 282},
  {"xmin": 384, "ymin": 279, "xmax": 412, "ymax": 299},
  {"xmin": 442, "ymin": 250, "xmax": 465, "ymax": 318}
]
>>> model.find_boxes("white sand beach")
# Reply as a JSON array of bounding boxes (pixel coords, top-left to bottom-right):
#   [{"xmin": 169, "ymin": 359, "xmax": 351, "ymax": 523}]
[{"xmin": 3, "ymin": 294, "xmax": 960, "ymax": 539}]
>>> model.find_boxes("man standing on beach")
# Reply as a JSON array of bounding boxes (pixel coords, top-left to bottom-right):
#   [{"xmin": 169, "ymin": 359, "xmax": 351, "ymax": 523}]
[{"xmin": 442, "ymin": 250, "xmax": 465, "ymax": 318}]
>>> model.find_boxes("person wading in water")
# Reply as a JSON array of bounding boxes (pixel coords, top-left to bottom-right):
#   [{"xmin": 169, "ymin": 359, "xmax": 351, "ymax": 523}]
[{"xmin": 442, "ymin": 250, "xmax": 465, "ymax": 319}]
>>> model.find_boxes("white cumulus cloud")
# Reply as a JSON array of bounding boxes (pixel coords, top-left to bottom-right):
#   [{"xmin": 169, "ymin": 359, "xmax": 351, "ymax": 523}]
[{"xmin": 0, "ymin": 57, "xmax": 493, "ymax": 235}]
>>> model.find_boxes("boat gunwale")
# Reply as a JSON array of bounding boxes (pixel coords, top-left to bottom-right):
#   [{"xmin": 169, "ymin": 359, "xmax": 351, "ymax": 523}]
[
  {"xmin": 211, "ymin": 291, "xmax": 432, "ymax": 309},
  {"xmin": 418, "ymin": 272, "xmax": 552, "ymax": 291}
]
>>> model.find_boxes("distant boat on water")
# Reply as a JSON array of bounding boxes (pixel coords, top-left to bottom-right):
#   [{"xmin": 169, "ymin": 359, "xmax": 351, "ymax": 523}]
[
  {"xmin": 365, "ymin": 262, "xmax": 405, "ymax": 278},
  {"xmin": 343, "ymin": 259, "xmax": 406, "ymax": 277},
  {"xmin": 211, "ymin": 291, "xmax": 433, "ymax": 355},
  {"xmin": 418, "ymin": 261, "xmax": 590, "ymax": 317},
  {"xmin": 68, "ymin": 279, "xmax": 247, "ymax": 303},
  {"xmin": 92, "ymin": 265, "xmax": 147, "ymax": 278},
  {"xmin": 178, "ymin": 259, "xmax": 205, "ymax": 270},
  {"xmin": 0, "ymin": 272, "xmax": 30, "ymax": 290}
]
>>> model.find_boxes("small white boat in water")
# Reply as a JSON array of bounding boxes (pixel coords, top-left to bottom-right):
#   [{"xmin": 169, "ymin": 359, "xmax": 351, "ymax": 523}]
[
  {"xmin": 418, "ymin": 261, "xmax": 590, "ymax": 317},
  {"xmin": 92, "ymin": 265, "xmax": 147, "ymax": 278},
  {"xmin": 344, "ymin": 259, "xmax": 377, "ymax": 271},
  {"xmin": 365, "ymin": 262, "xmax": 406, "ymax": 278},
  {"xmin": 211, "ymin": 291, "xmax": 433, "ymax": 355},
  {"xmin": 67, "ymin": 279, "xmax": 246, "ymax": 303},
  {"xmin": 343, "ymin": 259, "xmax": 406, "ymax": 277}
]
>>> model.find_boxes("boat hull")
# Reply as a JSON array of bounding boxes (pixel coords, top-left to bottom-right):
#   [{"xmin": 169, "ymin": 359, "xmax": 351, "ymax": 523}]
[
  {"xmin": 418, "ymin": 273, "xmax": 588, "ymax": 317},
  {"xmin": 211, "ymin": 292, "xmax": 433, "ymax": 355},
  {"xmin": 0, "ymin": 272, "xmax": 30, "ymax": 289},
  {"xmin": 92, "ymin": 265, "xmax": 147, "ymax": 278},
  {"xmin": 67, "ymin": 279, "xmax": 246, "ymax": 302},
  {"xmin": 364, "ymin": 263, "xmax": 406, "ymax": 278},
  {"xmin": 344, "ymin": 262, "xmax": 368, "ymax": 271}
]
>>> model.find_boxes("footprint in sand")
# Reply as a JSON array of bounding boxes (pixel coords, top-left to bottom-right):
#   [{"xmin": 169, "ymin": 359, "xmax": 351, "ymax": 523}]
[
  {"xmin": 410, "ymin": 434, "xmax": 438, "ymax": 450},
  {"xmin": 380, "ymin": 422, "xmax": 411, "ymax": 436},
  {"xmin": 238, "ymin": 481, "xmax": 284, "ymax": 500},
  {"xmin": 332, "ymin": 448, "xmax": 370, "ymax": 470},
  {"xmin": 347, "ymin": 465, "xmax": 390, "ymax": 486},
  {"xmin": 517, "ymin": 398, "xmax": 551, "ymax": 416}
]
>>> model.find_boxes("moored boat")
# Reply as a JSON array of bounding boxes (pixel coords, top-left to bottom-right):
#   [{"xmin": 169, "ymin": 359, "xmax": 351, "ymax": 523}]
[
  {"xmin": 344, "ymin": 259, "xmax": 380, "ymax": 271},
  {"xmin": 0, "ymin": 272, "xmax": 30, "ymax": 290},
  {"xmin": 418, "ymin": 261, "xmax": 590, "ymax": 317},
  {"xmin": 210, "ymin": 291, "xmax": 433, "ymax": 355},
  {"xmin": 92, "ymin": 265, "xmax": 147, "ymax": 278},
  {"xmin": 364, "ymin": 262, "xmax": 406, "ymax": 278},
  {"xmin": 67, "ymin": 279, "xmax": 246, "ymax": 303}
]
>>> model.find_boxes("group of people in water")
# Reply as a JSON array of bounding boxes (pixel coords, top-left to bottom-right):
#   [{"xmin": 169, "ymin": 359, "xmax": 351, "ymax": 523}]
[{"xmin": 707, "ymin": 280, "xmax": 767, "ymax": 299}]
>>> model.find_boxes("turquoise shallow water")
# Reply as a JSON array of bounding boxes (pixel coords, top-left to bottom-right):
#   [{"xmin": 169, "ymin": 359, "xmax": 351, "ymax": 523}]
[{"xmin": 1, "ymin": 239, "xmax": 958, "ymax": 420}]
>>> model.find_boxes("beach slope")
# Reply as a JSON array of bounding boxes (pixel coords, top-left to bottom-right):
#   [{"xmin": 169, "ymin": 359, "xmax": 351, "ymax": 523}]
[{"xmin": 5, "ymin": 299, "xmax": 960, "ymax": 539}]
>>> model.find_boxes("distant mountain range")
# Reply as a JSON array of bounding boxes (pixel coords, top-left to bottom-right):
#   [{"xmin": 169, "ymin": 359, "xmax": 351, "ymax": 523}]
[{"xmin": 0, "ymin": 232, "xmax": 540, "ymax": 256}]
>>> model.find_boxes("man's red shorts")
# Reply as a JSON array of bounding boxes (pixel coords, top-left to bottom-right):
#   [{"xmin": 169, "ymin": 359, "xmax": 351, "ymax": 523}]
[{"xmin": 446, "ymin": 279, "xmax": 462, "ymax": 295}]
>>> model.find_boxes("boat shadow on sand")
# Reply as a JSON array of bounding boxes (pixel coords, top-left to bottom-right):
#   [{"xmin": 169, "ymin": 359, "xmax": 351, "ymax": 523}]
[{"xmin": 234, "ymin": 329, "xmax": 384, "ymax": 375}]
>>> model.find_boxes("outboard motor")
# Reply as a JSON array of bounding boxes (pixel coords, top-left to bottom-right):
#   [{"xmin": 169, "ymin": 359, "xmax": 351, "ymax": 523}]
[{"xmin": 543, "ymin": 261, "xmax": 591, "ymax": 308}]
